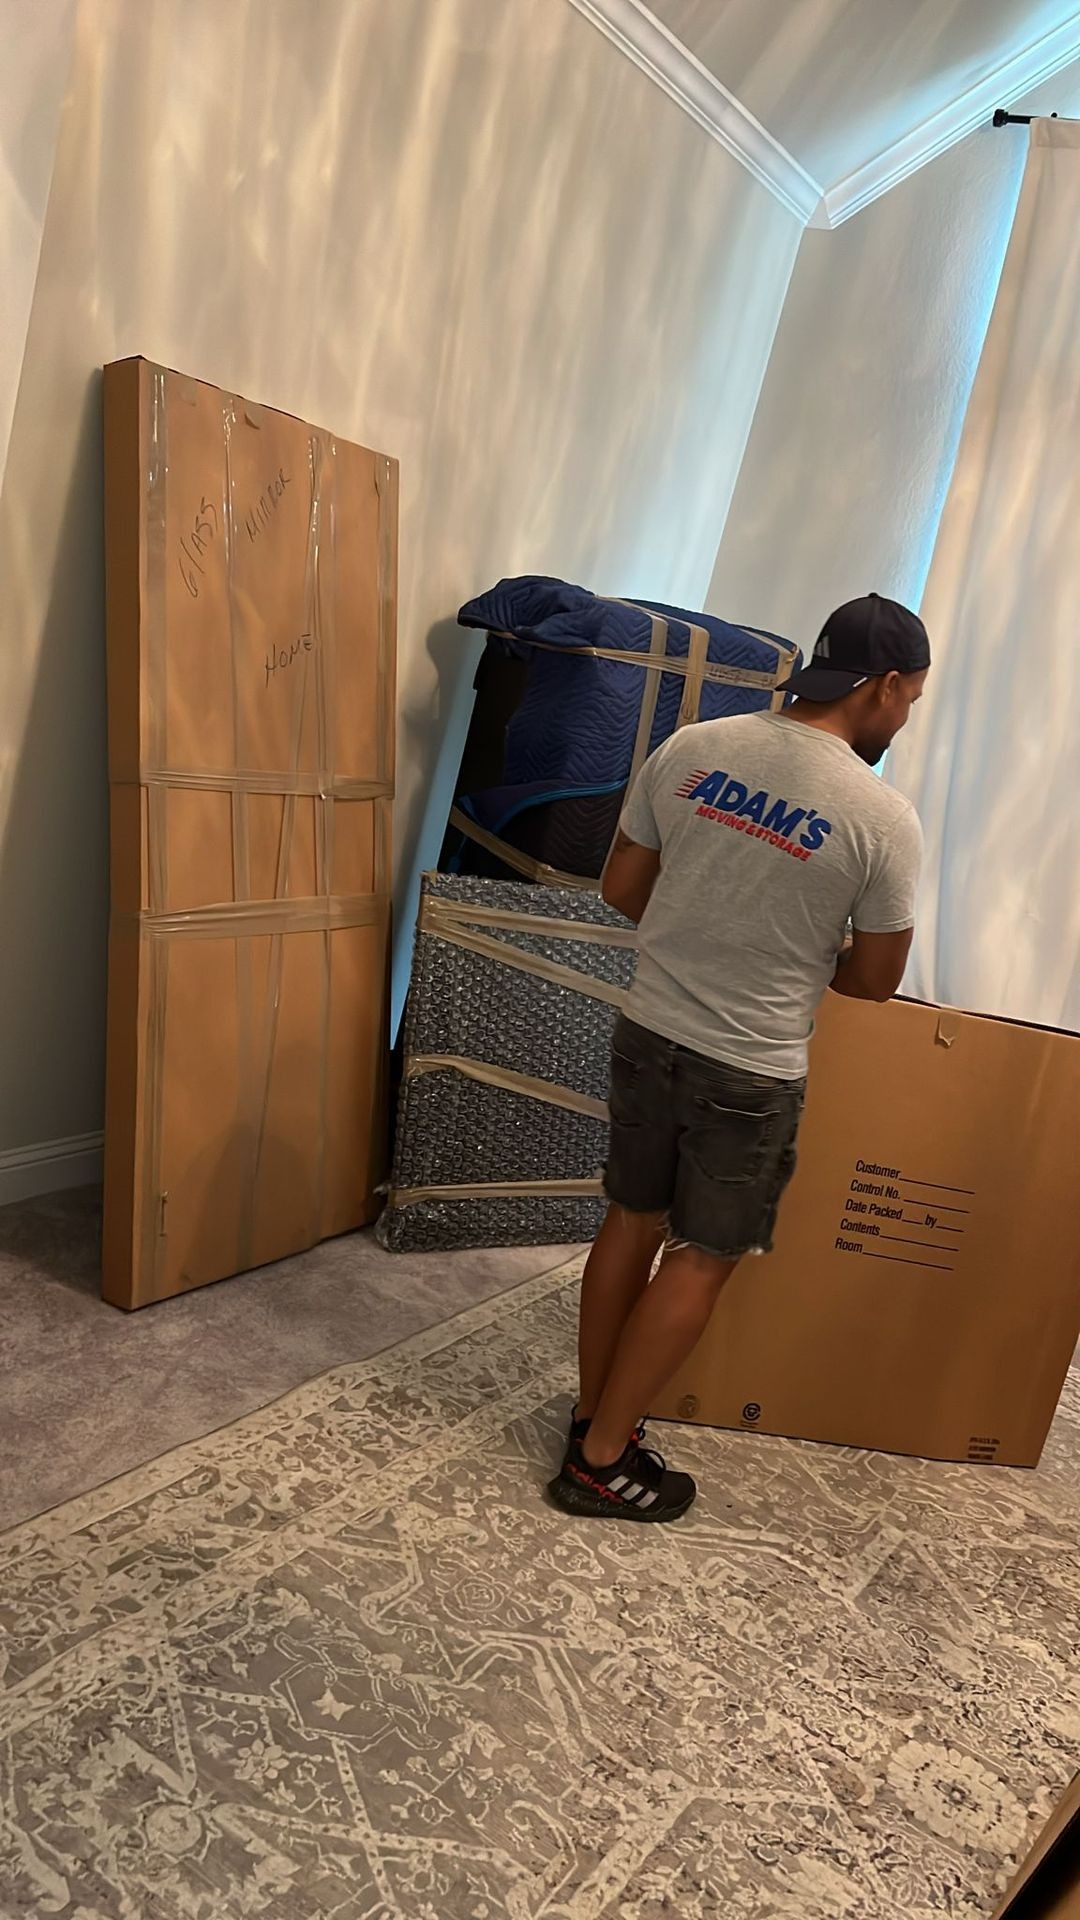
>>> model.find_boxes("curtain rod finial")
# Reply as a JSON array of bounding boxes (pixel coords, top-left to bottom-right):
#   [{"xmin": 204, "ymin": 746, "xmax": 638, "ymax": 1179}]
[{"xmin": 993, "ymin": 108, "xmax": 1059, "ymax": 128}]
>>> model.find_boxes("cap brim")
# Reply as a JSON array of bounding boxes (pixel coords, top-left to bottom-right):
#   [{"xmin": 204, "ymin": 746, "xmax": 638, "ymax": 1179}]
[{"xmin": 781, "ymin": 664, "xmax": 868, "ymax": 703}]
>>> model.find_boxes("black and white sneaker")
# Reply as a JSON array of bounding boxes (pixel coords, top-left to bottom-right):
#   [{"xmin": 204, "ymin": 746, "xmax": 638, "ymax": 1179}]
[{"xmin": 549, "ymin": 1436, "xmax": 697, "ymax": 1524}]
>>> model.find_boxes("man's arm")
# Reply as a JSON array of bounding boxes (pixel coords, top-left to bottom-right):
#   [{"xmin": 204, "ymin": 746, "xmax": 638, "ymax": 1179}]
[
  {"xmin": 601, "ymin": 830, "xmax": 661, "ymax": 926},
  {"xmin": 830, "ymin": 926, "xmax": 913, "ymax": 1003},
  {"xmin": 834, "ymin": 805, "xmax": 922, "ymax": 1002}
]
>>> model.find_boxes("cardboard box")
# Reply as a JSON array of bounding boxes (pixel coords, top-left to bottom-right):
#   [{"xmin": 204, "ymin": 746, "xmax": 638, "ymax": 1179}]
[
  {"xmin": 992, "ymin": 1776, "xmax": 1080, "ymax": 1917},
  {"xmin": 102, "ymin": 359, "xmax": 397, "ymax": 1309},
  {"xmin": 655, "ymin": 993, "xmax": 1080, "ymax": 1465}
]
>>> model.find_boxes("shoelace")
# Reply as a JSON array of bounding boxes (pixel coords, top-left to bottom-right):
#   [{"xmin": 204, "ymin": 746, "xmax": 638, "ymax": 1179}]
[{"xmin": 622, "ymin": 1440, "xmax": 667, "ymax": 1489}]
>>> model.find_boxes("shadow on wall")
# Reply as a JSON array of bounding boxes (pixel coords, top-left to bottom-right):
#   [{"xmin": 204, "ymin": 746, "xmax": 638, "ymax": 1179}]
[{"xmin": 0, "ymin": 371, "xmax": 108, "ymax": 1152}]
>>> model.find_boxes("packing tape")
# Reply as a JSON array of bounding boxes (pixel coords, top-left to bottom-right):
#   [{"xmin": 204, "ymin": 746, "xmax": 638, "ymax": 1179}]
[
  {"xmin": 130, "ymin": 770, "xmax": 393, "ymax": 799},
  {"xmin": 392, "ymin": 898, "xmax": 624, "ymax": 1216},
  {"xmin": 610, "ymin": 601, "xmax": 793, "ymax": 755},
  {"xmin": 676, "ymin": 620, "xmax": 711, "ymax": 730},
  {"xmin": 223, "ymin": 396, "xmax": 254, "ymax": 1266},
  {"xmin": 388, "ymin": 1176, "xmax": 606, "ymax": 1210},
  {"xmin": 244, "ymin": 425, "xmax": 324, "ymax": 1261},
  {"xmin": 935, "ymin": 1013, "xmax": 961, "ymax": 1049},
  {"xmin": 375, "ymin": 453, "xmax": 397, "ymax": 796},
  {"xmin": 617, "ymin": 599, "xmax": 774, "ymax": 735},
  {"xmin": 627, "ymin": 610, "xmax": 668, "ymax": 783},
  {"xmin": 310, "ymin": 431, "xmax": 334, "ymax": 1239},
  {"xmin": 139, "ymin": 368, "xmax": 170, "ymax": 1294},
  {"xmin": 421, "ymin": 895, "xmax": 637, "ymax": 948},
  {"xmin": 418, "ymin": 895, "xmax": 633, "ymax": 1010},
  {"xmin": 447, "ymin": 809, "xmax": 600, "ymax": 890},
  {"xmin": 390, "ymin": 888, "xmax": 627, "ymax": 1220},
  {"xmin": 494, "ymin": 627, "xmax": 796, "ymax": 691},
  {"xmin": 608, "ymin": 600, "xmax": 799, "ymax": 687},
  {"xmin": 406, "ymin": 1053, "xmax": 610, "ymax": 1122},
  {"xmin": 118, "ymin": 894, "xmax": 386, "ymax": 941},
  {"xmin": 373, "ymin": 453, "xmax": 397, "ymax": 902}
]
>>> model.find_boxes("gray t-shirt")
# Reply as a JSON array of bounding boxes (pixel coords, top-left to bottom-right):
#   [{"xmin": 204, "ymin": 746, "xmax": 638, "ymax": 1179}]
[{"xmin": 621, "ymin": 711, "xmax": 923, "ymax": 1079}]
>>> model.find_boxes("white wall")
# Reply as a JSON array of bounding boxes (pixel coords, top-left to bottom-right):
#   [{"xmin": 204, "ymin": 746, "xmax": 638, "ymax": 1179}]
[
  {"xmin": 706, "ymin": 64, "xmax": 1080, "ymax": 651},
  {"xmin": 0, "ymin": 0, "xmax": 800, "ymax": 1167},
  {"xmin": 0, "ymin": 1, "xmax": 74, "ymax": 488}
]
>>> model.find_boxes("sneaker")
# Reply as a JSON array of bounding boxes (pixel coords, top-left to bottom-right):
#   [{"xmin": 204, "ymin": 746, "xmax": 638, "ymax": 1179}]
[
  {"xmin": 562, "ymin": 1405, "xmax": 648, "ymax": 1470},
  {"xmin": 549, "ymin": 1436, "xmax": 697, "ymax": 1524}
]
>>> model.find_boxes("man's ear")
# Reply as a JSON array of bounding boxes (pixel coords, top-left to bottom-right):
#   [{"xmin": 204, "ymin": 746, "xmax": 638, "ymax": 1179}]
[{"xmin": 878, "ymin": 670, "xmax": 902, "ymax": 703}]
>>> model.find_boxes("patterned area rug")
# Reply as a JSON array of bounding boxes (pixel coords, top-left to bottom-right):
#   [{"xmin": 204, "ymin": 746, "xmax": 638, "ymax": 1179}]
[{"xmin": 1, "ymin": 1258, "xmax": 1078, "ymax": 1920}]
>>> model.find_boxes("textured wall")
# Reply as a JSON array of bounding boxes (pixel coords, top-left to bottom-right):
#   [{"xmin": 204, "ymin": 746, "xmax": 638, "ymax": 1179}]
[{"xmin": 0, "ymin": 0, "xmax": 799, "ymax": 1155}]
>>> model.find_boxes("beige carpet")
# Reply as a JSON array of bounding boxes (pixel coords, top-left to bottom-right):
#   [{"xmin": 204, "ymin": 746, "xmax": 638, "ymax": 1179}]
[
  {"xmin": 0, "ymin": 1185, "xmax": 576, "ymax": 1530},
  {"xmin": 1, "ymin": 1256, "xmax": 1077, "ymax": 1919}
]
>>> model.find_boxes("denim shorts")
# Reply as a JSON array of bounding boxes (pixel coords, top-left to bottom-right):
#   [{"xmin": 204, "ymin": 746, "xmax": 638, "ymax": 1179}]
[{"xmin": 604, "ymin": 1014, "xmax": 806, "ymax": 1259}]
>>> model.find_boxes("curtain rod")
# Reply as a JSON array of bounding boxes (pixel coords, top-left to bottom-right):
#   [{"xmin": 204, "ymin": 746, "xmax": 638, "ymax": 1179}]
[{"xmin": 992, "ymin": 109, "xmax": 1064, "ymax": 127}]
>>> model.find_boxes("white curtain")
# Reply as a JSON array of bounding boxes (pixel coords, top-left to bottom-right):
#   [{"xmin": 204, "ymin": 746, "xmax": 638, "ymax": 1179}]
[{"xmin": 886, "ymin": 119, "xmax": 1080, "ymax": 1032}]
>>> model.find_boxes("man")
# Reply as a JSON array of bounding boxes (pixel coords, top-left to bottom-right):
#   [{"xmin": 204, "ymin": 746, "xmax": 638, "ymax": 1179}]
[{"xmin": 549, "ymin": 593, "xmax": 930, "ymax": 1523}]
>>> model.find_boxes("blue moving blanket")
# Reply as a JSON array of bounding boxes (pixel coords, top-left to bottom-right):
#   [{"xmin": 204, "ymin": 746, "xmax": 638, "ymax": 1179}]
[{"xmin": 449, "ymin": 576, "xmax": 798, "ymax": 882}]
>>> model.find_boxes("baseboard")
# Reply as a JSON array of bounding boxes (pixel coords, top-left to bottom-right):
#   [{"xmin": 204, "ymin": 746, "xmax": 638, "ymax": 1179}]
[{"xmin": 0, "ymin": 1132, "xmax": 104, "ymax": 1207}]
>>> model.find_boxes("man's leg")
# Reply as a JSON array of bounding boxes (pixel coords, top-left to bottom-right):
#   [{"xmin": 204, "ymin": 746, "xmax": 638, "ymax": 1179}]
[
  {"xmin": 577, "ymin": 1203, "xmax": 666, "ymax": 1419},
  {"xmin": 583, "ymin": 1243, "xmax": 737, "ymax": 1466}
]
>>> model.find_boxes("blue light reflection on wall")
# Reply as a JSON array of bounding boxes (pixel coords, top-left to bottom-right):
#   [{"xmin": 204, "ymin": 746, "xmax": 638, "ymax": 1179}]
[{"xmin": 879, "ymin": 130, "xmax": 1033, "ymax": 780}]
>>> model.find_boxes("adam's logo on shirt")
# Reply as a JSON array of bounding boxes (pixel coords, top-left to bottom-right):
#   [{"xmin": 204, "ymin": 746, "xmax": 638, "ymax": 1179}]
[{"xmin": 674, "ymin": 769, "xmax": 833, "ymax": 862}]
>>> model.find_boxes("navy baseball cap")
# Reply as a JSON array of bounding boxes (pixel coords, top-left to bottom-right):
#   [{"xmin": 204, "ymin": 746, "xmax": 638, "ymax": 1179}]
[{"xmin": 784, "ymin": 593, "xmax": 931, "ymax": 702}]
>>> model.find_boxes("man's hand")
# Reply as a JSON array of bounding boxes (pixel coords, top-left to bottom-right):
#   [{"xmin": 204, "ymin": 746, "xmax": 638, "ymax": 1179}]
[
  {"xmin": 830, "ymin": 926, "xmax": 913, "ymax": 1003},
  {"xmin": 601, "ymin": 830, "xmax": 661, "ymax": 925}
]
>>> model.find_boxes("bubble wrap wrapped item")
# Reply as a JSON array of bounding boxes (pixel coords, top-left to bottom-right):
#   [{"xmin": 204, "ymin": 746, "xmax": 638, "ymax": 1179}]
[{"xmin": 378, "ymin": 873, "xmax": 635, "ymax": 1252}]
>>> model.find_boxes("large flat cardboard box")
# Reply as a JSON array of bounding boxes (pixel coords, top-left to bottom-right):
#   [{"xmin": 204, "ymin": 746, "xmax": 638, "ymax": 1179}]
[
  {"xmin": 103, "ymin": 358, "xmax": 397, "ymax": 1309},
  {"xmin": 655, "ymin": 994, "xmax": 1080, "ymax": 1465},
  {"xmin": 992, "ymin": 1776, "xmax": 1080, "ymax": 1917}
]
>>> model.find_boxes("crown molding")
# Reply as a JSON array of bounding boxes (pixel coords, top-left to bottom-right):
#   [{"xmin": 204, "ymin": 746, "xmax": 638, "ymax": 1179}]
[
  {"xmin": 565, "ymin": 0, "xmax": 822, "ymax": 225},
  {"xmin": 815, "ymin": 8, "xmax": 1080, "ymax": 227}
]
